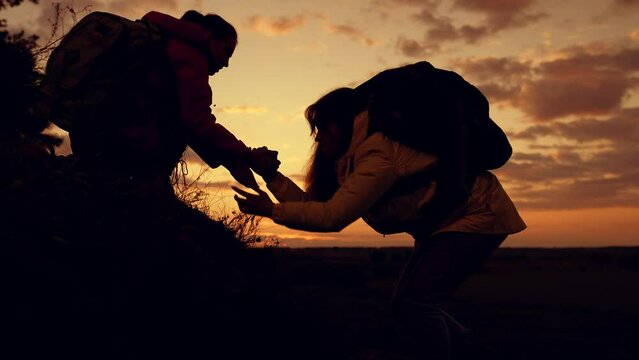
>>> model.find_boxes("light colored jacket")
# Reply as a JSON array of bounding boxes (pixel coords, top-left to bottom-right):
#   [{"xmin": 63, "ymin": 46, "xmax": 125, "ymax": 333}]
[{"xmin": 268, "ymin": 111, "xmax": 526, "ymax": 238}]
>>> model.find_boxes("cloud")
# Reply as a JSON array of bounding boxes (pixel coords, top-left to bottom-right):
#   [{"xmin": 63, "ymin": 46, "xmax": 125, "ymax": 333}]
[
  {"xmin": 613, "ymin": 0, "xmax": 639, "ymax": 8},
  {"xmin": 499, "ymin": 152, "xmax": 588, "ymax": 184},
  {"xmin": 247, "ymin": 15, "xmax": 380, "ymax": 50},
  {"xmin": 453, "ymin": 0, "xmax": 547, "ymax": 33},
  {"xmin": 384, "ymin": 0, "xmax": 439, "ymax": 5},
  {"xmin": 396, "ymin": 36, "xmax": 430, "ymax": 57},
  {"xmin": 474, "ymin": 82, "xmax": 521, "ymax": 104},
  {"xmin": 325, "ymin": 23, "xmax": 379, "ymax": 47},
  {"xmin": 370, "ymin": 0, "xmax": 438, "ymax": 19},
  {"xmin": 449, "ymin": 56, "xmax": 530, "ymax": 103},
  {"xmin": 451, "ymin": 43, "xmax": 639, "ymax": 120},
  {"xmin": 247, "ymin": 14, "xmax": 306, "ymax": 36},
  {"xmin": 506, "ymin": 176, "xmax": 639, "ymax": 209},
  {"xmin": 499, "ymin": 108, "xmax": 639, "ymax": 209},
  {"xmin": 451, "ymin": 56, "xmax": 532, "ymax": 83},
  {"xmin": 508, "ymin": 124, "xmax": 555, "ymax": 140},
  {"xmin": 594, "ymin": 0, "xmax": 639, "ymax": 22},
  {"xmin": 397, "ymin": 41, "xmax": 633, "ymax": 124},
  {"xmin": 553, "ymin": 109, "xmax": 639, "ymax": 144},
  {"xmin": 517, "ymin": 72, "xmax": 628, "ymax": 121},
  {"xmin": 216, "ymin": 105, "xmax": 268, "ymax": 115},
  {"xmin": 396, "ymin": 0, "xmax": 546, "ymax": 55},
  {"xmin": 518, "ymin": 45, "xmax": 639, "ymax": 120},
  {"xmin": 398, "ymin": 9, "xmax": 461, "ymax": 55}
]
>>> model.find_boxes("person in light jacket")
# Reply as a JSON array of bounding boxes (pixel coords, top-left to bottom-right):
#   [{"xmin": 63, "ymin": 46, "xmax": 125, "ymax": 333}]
[{"xmin": 235, "ymin": 87, "xmax": 526, "ymax": 359}]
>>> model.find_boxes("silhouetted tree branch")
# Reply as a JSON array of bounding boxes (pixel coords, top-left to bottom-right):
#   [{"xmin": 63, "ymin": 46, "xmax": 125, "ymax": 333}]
[{"xmin": 31, "ymin": 2, "xmax": 92, "ymax": 70}]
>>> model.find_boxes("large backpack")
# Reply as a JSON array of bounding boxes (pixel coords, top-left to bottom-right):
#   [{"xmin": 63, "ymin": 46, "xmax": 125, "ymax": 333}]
[
  {"xmin": 354, "ymin": 61, "xmax": 512, "ymax": 230},
  {"xmin": 39, "ymin": 12, "xmax": 184, "ymax": 176},
  {"xmin": 355, "ymin": 61, "xmax": 512, "ymax": 173}
]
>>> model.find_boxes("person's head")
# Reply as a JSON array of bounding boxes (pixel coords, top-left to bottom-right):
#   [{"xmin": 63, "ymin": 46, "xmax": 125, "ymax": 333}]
[
  {"xmin": 306, "ymin": 87, "xmax": 367, "ymax": 159},
  {"xmin": 181, "ymin": 10, "xmax": 237, "ymax": 75},
  {"xmin": 304, "ymin": 87, "xmax": 367, "ymax": 200}
]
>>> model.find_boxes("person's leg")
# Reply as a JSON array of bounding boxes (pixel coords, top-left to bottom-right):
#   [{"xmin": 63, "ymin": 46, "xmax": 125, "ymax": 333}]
[{"xmin": 392, "ymin": 232, "xmax": 507, "ymax": 360}]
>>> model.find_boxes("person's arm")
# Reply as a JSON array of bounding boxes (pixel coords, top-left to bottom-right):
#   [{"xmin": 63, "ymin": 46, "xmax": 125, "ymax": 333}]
[
  {"xmin": 168, "ymin": 40, "xmax": 247, "ymax": 161},
  {"xmin": 266, "ymin": 172, "xmax": 310, "ymax": 202},
  {"xmin": 270, "ymin": 136, "xmax": 398, "ymax": 232},
  {"xmin": 190, "ymin": 125, "xmax": 258, "ymax": 190},
  {"xmin": 169, "ymin": 41, "xmax": 257, "ymax": 188}
]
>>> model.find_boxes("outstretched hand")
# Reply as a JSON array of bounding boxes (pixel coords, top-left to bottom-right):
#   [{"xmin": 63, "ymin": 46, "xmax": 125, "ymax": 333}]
[{"xmin": 233, "ymin": 186, "xmax": 274, "ymax": 218}]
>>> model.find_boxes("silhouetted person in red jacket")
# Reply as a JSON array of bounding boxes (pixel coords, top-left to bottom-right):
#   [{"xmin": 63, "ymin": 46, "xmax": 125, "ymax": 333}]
[{"xmin": 140, "ymin": 10, "xmax": 260, "ymax": 189}]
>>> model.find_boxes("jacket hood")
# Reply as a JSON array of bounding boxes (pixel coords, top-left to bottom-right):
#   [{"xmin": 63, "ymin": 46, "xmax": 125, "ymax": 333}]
[
  {"xmin": 142, "ymin": 11, "xmax": 210, "ymax": 49},
  {"xmin": 335, "ymin": 110, "xmax": 370, "ymax": 180},
  {"xmin": 342, "ymin": 110, "xmax": 370, "ymax": 160}
]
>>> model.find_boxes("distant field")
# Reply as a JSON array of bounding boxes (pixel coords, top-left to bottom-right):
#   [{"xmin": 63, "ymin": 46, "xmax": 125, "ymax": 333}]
[{"xmin": 272, "ymin": 247, "xmax": 639, "ymax": 360}]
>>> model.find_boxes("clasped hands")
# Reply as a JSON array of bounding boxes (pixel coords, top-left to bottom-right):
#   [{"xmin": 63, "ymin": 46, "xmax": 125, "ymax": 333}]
[{"xmin": 232, "ymin": 146, "xmax": 280, "ymax": 217}]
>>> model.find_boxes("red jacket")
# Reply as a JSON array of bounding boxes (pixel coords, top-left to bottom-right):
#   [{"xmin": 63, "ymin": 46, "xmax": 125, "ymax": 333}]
[{"xmin": 142, "ymin": 11, "xmax": 249, "ymax": 167}]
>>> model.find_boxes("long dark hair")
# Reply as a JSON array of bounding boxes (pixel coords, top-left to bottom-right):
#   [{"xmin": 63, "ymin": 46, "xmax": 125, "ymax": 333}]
[
  {"xmin": 181, "ymin": 10, "xmax": 237, "ymax": 41},
  {"xmin": 304, "ymin": 88, "xmax": 367, "ymax": 201}
]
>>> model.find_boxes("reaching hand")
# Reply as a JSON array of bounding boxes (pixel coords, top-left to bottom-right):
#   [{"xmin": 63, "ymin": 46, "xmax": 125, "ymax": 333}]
[
  {"xmin": 233, "ymin": 186, "xmax": 274, "ymax": 218},
  {"xmin": 227, "ymin": 160, "xmax": 259, "ymax": 191},
  {"xmin": 250, "ymin": 146, "xmax": 280, "ymax": 182}
]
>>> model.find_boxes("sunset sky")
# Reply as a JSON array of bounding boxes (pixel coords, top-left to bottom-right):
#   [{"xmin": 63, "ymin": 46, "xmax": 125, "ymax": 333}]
[{"xmin": 4, "ymin": 0, "xmax": 639, "ymax": 248}]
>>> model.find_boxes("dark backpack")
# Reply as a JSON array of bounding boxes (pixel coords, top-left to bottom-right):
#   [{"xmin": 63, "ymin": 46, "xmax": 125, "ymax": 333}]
[
  {"xmin": 39, "ymin": 12, "xmax": 184, "ymax": 176},
  {"xmin": 355, "ymin": 61, "xmax": 512, "ymax": 230},
  {"xmin": 355, "ymin": 61, "xmax": 512, "ymax": 173}
]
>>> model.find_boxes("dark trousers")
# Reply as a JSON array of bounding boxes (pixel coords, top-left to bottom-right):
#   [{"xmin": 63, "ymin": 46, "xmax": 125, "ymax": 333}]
[{"xmin": 392, "ymin": 231, "xmax": 507, "ymax": 360}]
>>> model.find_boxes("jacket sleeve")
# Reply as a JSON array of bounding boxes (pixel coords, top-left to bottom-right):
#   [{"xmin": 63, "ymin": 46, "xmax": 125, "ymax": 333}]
[
  {"xmin": 169, "ymin": 40, "xmax": 249, "ymax": 166},
  {"xmin": 267, "ymin": 172, "xmax": 310, "ymax": 202},
  {"xmin": 271, "ymin": 137, "xmax": 399, "ymax": 232}
]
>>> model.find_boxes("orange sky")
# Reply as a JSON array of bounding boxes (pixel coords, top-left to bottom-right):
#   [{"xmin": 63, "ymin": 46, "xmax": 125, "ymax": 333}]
[{"xmin": 4, "ymin": 0, "xmax": 639, "ymax": 247}]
